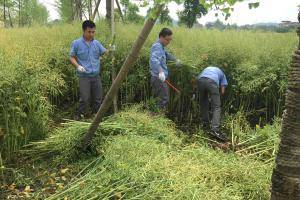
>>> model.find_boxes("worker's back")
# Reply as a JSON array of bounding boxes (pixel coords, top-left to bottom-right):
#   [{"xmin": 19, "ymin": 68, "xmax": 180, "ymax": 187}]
[{"xmin": 198, "ymin": 66, "xmax": 227, "ymax": 87}]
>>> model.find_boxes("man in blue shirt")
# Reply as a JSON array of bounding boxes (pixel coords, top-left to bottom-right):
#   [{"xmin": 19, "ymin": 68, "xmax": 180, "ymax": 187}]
[
  {"xmin": 197, "ymin": 66, "xmax": 228, "ymax": 141},
  {"xmin": 150, "ymin": 28, "xmax": 181, "ymax": 111},
  {"xmin": 70, "ymin": 20, "xmax": 112, "ymax": 120}
]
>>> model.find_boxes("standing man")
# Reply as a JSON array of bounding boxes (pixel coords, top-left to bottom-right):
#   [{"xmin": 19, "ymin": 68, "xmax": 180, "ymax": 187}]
[
  {"xmin": 197, "ymin": 66, "xmax": 228, "ymax": 141},
  {"xmin": 149, "ymin": 28, "xmax": 181, "ymax": 112},
  {"xmin": 70, "ymin": 20, "xmax": 113, "ymax": 120}
]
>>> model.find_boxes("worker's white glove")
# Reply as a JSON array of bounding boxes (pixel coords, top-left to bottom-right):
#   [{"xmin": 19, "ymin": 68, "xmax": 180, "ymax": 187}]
[
  {"xmin": 175, "ymin": 59, "xmax": 181, "ymax": 67},
  {"xmin": 191, "ymin": 93, "xmax": 196, "ymax": 101},
  {"xmin": 77, "ymin": 65, "xmax": 86, "ymax": 72},
  {"xmin": 109, "ymin": 44, "xmax": 116, "ymax": 52},
  {"xmin": 158, "ymin": 71, "xmax": 166, "ymax": 82}
]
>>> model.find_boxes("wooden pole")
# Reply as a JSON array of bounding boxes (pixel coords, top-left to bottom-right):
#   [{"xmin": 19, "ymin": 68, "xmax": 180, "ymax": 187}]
[{"xmin": 111, "ymin": 0, "xmax": 118, "ymax": 113}]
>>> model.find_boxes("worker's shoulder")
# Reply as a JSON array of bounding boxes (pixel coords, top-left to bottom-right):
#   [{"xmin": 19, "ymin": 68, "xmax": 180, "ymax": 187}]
[
  {"xmin": 151, "ymin": 41, "xmax": 163, "ymax": 50},
  {"xmin": 207, "ymin": 66, "xmax": 223, "ymax": 72},
  {"xmin": 71, "ymin": 37, "xmax": 83, "ymax": 46}
]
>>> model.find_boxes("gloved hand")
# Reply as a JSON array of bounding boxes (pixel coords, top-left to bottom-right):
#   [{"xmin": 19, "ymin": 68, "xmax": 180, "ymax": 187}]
[
  {"xmin": 77, "ymin": 65, "xmax": 86, "ymax": 72},
  {"xmin": 191, "ymin": 93, "xmax": 196, "ymax": 101},
  {"xmin": 175, "ymin": 59, "xmax": 181, "ymax": 67},
  {"xmin": 158, "ymin": 71, "xmax": 166, "ymax": 82},
  {"xmin": 109, "ymin": 44, "xmax": 116, "ymax": 52}
]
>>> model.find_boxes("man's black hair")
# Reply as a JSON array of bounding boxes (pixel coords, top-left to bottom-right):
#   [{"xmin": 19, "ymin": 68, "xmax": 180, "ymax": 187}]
[
  {"xmin": 159, "ymin": 28, "xmax": 173, "ymax": 38},
  {"xmin": 82, "ymin": 20, "xmax": 96, "ymax": 31}
]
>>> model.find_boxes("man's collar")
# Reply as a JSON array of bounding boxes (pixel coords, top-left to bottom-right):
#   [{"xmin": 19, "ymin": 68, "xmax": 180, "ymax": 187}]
[
  {"xmin": 156, "ymin": 39, "xmax": 164, "ymax": 48},
  {"xmin": 81, "ymin": 36, "xmax": 94, "ymax": 43}
]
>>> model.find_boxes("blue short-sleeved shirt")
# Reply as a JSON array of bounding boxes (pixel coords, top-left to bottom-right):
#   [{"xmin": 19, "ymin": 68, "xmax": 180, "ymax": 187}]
[
  {"xmin": 70, "ymin": 37, "xmax": 106, "ymax": 77},
  {"xmin": 198, "ymin": 66, "xmax": 228, "ymax": 87},
  {"xmin": 149, "ymin": 40, "xmax": 176, "ymax": 78}
]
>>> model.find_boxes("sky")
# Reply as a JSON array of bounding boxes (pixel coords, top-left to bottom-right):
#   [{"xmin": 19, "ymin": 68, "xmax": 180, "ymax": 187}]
[{"xmin": 39, "ymin": 0, "xmax": 300, "ymax": 25}]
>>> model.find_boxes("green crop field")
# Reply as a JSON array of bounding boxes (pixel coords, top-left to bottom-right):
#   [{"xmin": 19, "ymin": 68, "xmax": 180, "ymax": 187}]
[{"xmin": 0, "ymin": 21, "xmax": 297, "ymax": 199}]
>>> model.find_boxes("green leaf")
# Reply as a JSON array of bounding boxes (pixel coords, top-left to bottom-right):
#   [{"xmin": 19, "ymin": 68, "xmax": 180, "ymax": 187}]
[
  {"xmin": 221, "ymin": 7, "xmax": 231, "ymax": 14},
  {"xmin": 248, "ymin": 2, "xmax": 260, "ymax": 9}
]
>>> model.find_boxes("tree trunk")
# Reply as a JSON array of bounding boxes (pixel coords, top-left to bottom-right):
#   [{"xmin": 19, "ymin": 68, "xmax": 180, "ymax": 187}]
[
  {"xmin": 3, "ymin": 0, "xmax": 6, "ymax": 28},
  {"xmin": 270, "ymin": 11, "xmax": 300, "ymax": 200},
  {"xmin": 7, "ymin": 6, "xmax": 13, "ymax": 27},
  {"xmin": 110, "ymin": 0, "xmax": 118, "ymax": 113},
  {"xmin": 81, "ymin": 4, "xmax": 164, "ymax": 149},
  {"xmin": 88, "ymin": 0, "xmax": 92, "ymax": 20},
  {"xmin": 74, "ymin": 0, "xmax": 79, "ymax": 20},
  {"xmin": 74, "ymin": 0, "xmax": 83, "ymax": 21},
  {"xmin": 106, "ymin": 0, "xmax": 111, "ymax": 21},
  {"xmin": 91, "ymin": 0, "xmax": 101, "ymax": 21},
  {"xmin": 18, "ymin": 0, "xmax": 21, "ymax": 27}
]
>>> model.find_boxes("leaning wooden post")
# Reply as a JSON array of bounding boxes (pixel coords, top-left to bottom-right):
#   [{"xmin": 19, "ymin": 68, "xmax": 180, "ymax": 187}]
[{"xmin": 81, "ymin": 4, "xmax": 164, "ymax": 149}]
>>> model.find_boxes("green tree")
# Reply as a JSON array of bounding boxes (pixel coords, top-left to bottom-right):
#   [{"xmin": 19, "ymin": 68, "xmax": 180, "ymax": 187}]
[
  {"xmin": 126, "ymin": 2, "xmax": 143, "ymax": 24},
  {"xmin": 20, "ymin": 0, "xmax": 48, "ymax": 25},
  {"xmin": 205, "ymin": 19, "xmax": 226, "ymax": 30},
  {"xmin": 57, "ymin": 0, "xmax": 74, "ymax": 22},
  {"xmin": 57, "ymin": 0, "xmax": 85, "ymax": 22},
  {"xmin": 120, "ymin": 0, "xmax": 129, "ymax": 19},
  {"xmin": 0, "ymin": 0, "xmax": 16, "ymax": 27},
  {"xmin": 178, "ymin": 0, "xmax": 207, "ymax": 28},
  {"xmin": 159, "ymin": 6, "xmax": 172, "ymax": 25},
  {"xmin": 0, "ymin": 0, "xmax": 48, "ymax": 27},
  {"xmin": 32, "ymin": 1, "xmax": 48, "ymax": 24}
]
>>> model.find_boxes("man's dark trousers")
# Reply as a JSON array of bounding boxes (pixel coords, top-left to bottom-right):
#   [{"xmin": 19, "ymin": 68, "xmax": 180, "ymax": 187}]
[
  {"xmin": 77, "ymin": 76, "xmax": 102, "ymax": 115},
  {"xmin": 198, "ymin": 77, "xmax": 221, "ymax": 132},
  {"xmin": 151, "ymin": 76, "xmax": 169, "ymax": 110}
]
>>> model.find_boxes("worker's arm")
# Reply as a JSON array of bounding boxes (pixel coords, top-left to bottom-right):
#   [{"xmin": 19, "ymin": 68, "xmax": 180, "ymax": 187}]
[
  {"xmin": 165, "ymin": 51, "xmax": 176, "ymax": 62},
  {"xmin": 221, "ymin": 86, "xmax": 226, "ymax": 96},
  {"xmin": 151, "ymin": 45, "xmax": 164, "ymax": 73},
  {"xmin": 103, "ymin": 49, "xmax": 109, "ymax": 55},
  {"xmin": 220, "ymin": 73, "xmax": 228, "ymax": 96},
  {"xmin": 166, "ymin": 50, "xmax": 181, "ymax": 67},
  {"xmin": 191, "ymin": 76, "xmax": 198, "ymax": 91},
  {"xmin": 150, "ymin": 44, "xmax": 166, "ymax": 82},
  {"xmin": 191, "ymin": 77, "xmax": 198, "ymax": 101},
  {"xmin": 70, "ymin": 41, "xmax": 80, "ymax": 69},
  {"xmin": 98, "ymin": 42, "xmax": 109, "ymax": 55},
  {"xmin": 70, "ymin": 56, "xmax": 79, "ymax": 68},
  {"xmin": 70, "ymin": 56, "xmax": 86, "ymax": 72}
]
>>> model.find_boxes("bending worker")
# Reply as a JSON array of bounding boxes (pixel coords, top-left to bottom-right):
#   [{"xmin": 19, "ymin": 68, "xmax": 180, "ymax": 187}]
[{"xmin": 197, "ymin": 66, "xmax": 228, "ymax": 141}]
